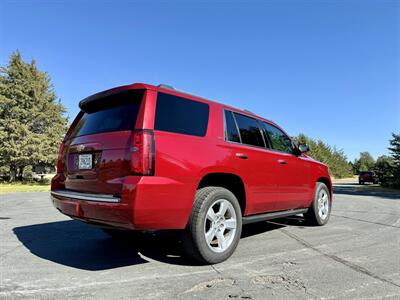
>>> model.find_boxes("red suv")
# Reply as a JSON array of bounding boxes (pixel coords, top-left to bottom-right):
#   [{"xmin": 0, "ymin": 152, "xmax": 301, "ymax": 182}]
[
  {"xmin": 358, "ymin": 171, "xmax": 378, "ymax": 185},
  {"xmin": 51, "ymin": 83, "xmax": 332, "ymax": 264}
]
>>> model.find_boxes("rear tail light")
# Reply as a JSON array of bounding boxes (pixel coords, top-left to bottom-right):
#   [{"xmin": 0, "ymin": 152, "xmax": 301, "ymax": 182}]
[
  {"xmin": 56, "ymin": 142, "xmax": 65, "ymax": 173},
  {"xmin": 130, "ymin": 130, "xmax": 155, "ymax": 175}
]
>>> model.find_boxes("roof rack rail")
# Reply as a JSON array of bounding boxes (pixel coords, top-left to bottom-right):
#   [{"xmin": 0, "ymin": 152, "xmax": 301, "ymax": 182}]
[
  {"xmin": 157, "ymin": 83, "xmax": 223, "ymax": 106},
  {"xmin": 158, "ymin": 84, "xmax": 175, "ymax": 90},
  {"xmin": 243, "ymin": 109, "xmax": 256, "ymax": 115}
]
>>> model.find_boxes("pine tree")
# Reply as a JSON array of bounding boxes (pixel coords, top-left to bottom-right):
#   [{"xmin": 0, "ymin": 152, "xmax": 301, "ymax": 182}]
[
  {"xmin": 0, "ymin": 51, "xmax": 68, "ymax": 181},
  {"xmin": 388, "ymin": 133, "xmax": 400, "ymax": 187},
  {"xmin": 374, "ymin": 155, "xmax": 395, "ymax": 183},
  {"xmin": 296, "ymin": 133, "xmax": 352, "ymax": 178},
  {"xmin": 388, "ymin": 133, "xmax": 400, "ymax": 166}
]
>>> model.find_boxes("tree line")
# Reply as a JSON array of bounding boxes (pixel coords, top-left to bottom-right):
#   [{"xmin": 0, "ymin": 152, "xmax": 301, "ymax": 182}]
[
  {"xmin": 296, "ymin": 133, "xmax": 353, "ymax": 178},
  {"xmin": 0, "ymin": 51, "xmax": 399, "ymax": 187},
  {"xmin": 350, "ymin": 134, "xmax": 400, "ymax": 188},
  {"xmin": 296, "ymin": 133, "xmax": 400, "ymax": 186}
]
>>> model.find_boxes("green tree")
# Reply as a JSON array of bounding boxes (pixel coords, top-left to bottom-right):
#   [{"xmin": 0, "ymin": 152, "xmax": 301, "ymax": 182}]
[
  {"xmin": 388, "ymin": 133, "xmax": 400, "ymax": 166},
  {"xmin": 374, "ymin": 155, "xmax": 395, "ymax": 183},
  {"xmin": 353, "ymin": 152, "xmax": 375, "ymax": 173},
  {"xmin": 297, "ymin": 133, "xmax": 352, "ymax": 178},
  {"xmin": 0, "ymin": 51, "xmax": 68, "ymax": 181},
  {"xmin": 387, "ymin": 132, "xmax": 400, "ymax": 187}
]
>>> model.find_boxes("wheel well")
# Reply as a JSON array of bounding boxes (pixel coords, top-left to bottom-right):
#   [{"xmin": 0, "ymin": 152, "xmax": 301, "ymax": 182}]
[
  {"xmin": 317, "ymin": 177, "xmax": 332, "ymax": 196},
  {"xmin": 198, "ymin": 173, "xmax": 246, "ymax": 215}
]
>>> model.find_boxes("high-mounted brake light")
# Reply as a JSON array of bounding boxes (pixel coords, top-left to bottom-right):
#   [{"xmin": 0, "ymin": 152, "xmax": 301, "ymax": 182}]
[{"xmin": 130, "ymin": 130, "xmax": 155, "ymax": 175}]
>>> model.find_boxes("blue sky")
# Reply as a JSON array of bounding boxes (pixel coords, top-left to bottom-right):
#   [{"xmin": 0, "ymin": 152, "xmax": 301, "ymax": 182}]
[{"xmin": 1, "ymin": 0, "xmax": 399, "ymax": 161}]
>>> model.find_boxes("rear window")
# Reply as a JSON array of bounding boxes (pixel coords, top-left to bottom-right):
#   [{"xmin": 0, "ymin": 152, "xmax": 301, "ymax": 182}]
[
  {"xmin": 155, "ymin": 92, "xmax": 209, "ymax": 137},
  {"xmin": 360, "ymin": 171, "xmax": 373, "ymax": 175},
  {"xmin": 71, "ymin": 89, "xmax": 144, "ymax": 138}
]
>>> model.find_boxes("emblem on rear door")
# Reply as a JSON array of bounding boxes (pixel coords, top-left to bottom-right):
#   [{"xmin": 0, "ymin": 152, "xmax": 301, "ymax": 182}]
[{"xmin": 77, "ymin": 144, "xmax": 85, "ymax": 152}]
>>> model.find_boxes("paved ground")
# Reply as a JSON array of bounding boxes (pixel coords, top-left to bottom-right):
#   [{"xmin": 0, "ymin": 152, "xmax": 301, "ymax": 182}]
[{"xmin": 1, "ymin": 183, "xmax": 400, "ymax": 299}]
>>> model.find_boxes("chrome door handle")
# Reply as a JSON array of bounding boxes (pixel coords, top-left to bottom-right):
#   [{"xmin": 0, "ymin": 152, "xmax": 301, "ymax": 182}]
[
  {"xmin": 278, "ymin": 159, "xmax": 287, "ymax": 165},
  {"xmin": 235, "ymin": 153, "xmax": 248, "ymax": 159}
]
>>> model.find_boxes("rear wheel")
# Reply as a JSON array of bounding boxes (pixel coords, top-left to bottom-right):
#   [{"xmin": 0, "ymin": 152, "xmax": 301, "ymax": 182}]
[
  {"xmin": 182, "ymin": 187, "xmax": 242, "ymax": 264},
  {"xmin": 304, "ymin": 182, "xmax": 331, "ymax": 226}
]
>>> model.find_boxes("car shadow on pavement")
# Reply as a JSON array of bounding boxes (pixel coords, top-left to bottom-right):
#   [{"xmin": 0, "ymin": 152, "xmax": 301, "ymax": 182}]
[
  {"xmin": 13, "ymin": 220, "xmax": 148, "ymax": 270},
  {"xmin": 13, "ymin": 218, "xmax": 288, "ymax": 270},
  {"xmin": 333, "ymin": 184, "xmax": 400, "ymax": 200}
]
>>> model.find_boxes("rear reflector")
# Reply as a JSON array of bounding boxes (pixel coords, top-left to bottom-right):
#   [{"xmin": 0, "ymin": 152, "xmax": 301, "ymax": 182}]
[{"xmin": 130, "ymin": 130, "xmax": 155, "ymax": 175}]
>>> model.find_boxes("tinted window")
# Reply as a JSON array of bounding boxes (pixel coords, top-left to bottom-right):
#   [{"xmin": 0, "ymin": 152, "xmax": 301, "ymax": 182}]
[
  {"xmin": 361, "ymin": 171, "xmax": 373, "ymax": 175},
  {"xmin": 263, "ymin": 122, "xmax": 294, "ymax": 154},
  {"xmin": 224, "ymin": 110, "xmax": 240, "ymax": 143},
  {"xmin": 155, "ymin": 93, "xmax": 209, "ymax": 137},
  {"xmin": 71, "ymin": 90, "xmax": 143, "ymax": 138},
  {"xmin": 233, "ymin": 113, "xmax": 265, "ymax": 147}
]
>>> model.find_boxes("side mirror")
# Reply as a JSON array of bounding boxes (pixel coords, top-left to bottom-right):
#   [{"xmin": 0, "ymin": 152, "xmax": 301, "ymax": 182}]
[{"xmin": 298, "ymin": 143, "xmax": 309, "ymax": 153}]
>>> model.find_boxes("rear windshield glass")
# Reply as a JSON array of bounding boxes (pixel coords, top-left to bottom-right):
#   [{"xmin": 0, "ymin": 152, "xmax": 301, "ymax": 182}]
[
  {"xmin": 71, "ymin": 89, "xmax": 144, "ymax": 138},
  {"xmin": 155, "ymin": 92, "xmax": 209, "ymax": 137},
  {"xmin": 360, "ymin": 171, "xmax": 373, "ymax": 175}
]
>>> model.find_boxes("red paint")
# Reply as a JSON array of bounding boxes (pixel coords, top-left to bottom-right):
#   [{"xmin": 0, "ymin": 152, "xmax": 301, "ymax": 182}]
[{"xmin": 51, "ymin": 83, "xmax": 332, "ymax": 230}]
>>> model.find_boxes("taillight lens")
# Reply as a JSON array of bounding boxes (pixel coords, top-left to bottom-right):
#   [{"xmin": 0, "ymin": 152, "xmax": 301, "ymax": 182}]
[
  {"xmin": 56, "ymin": 142, "xmax": 65, "ymax": 173},
  {"xmin": 130, "ymin": 130, "xmax": 155, "ymax": 175}
]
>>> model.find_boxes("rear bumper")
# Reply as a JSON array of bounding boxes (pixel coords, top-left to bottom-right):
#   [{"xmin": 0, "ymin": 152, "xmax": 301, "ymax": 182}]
[
  {"xmin": 51, "ymin": 175, "xmax": 196, "ymax": 230},
  {"xmin": 51, "ymin": 190, "xmax": 120, "ymax": 203}
]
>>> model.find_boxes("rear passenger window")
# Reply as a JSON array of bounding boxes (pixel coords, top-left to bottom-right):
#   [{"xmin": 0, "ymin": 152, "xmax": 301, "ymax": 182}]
[
  {"xmin": 224, "ymin": 110, "xmax": 240, "ymax": 143},
  {"xmin": 233, "ymin": 113, "xmax": 265, "ymax": 147},
  {"xmin": 263, "ymin": 122, "xmax": 294, "ymax": 154},
  {"xmin": 155, "ymin": 92, "xmax": 209, "ymax": 137}
]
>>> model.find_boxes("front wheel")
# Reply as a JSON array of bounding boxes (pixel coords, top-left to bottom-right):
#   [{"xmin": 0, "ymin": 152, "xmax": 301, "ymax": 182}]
[
  {"xmin": 182, "ymin": 187, "xmax": 242, "ymax": 264},
  {"xmin": 304, "ymin": 182, "xmax": 331, "ymax": 226}
]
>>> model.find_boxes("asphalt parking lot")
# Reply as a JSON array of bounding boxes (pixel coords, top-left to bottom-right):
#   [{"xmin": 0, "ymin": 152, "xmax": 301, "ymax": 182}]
[{"xmin": 1, "ymin": 183, "xmax": 399, "ymax": 299}]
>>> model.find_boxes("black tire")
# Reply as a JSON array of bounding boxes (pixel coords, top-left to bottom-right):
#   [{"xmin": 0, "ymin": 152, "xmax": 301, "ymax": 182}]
[
  {"xmin": 359, "ymin": 181, "xmax": 364, "ymax": 185},
  {"xmin": 304, "ymin": 182, "xmax": 331, "ymax": 226},
  {"xmin": 182, "ymin": 186, "xmax": 242, "ymax": 264}
]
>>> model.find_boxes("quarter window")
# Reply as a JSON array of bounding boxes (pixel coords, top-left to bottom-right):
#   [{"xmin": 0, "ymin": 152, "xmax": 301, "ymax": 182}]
[
  {"xmin": 233, "ymin": 113, "xmax": 265, "ymax": 147},
  {"xmin": 263, "ymin": 122, "xmax": 294, "ymax": 154},
  {"xmin": 155, "ymin": 92, "xmax": 209, "ymax": 137}
]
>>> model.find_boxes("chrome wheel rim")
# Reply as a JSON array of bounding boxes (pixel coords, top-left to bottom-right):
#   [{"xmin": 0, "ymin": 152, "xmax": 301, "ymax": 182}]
[
  {"xmin": 204, "ymin": 199, "xmax": 237, "ymax": 253},
  {"xmin": 317, "ymin": 189, "xmax": 330, "ymax": 220}
]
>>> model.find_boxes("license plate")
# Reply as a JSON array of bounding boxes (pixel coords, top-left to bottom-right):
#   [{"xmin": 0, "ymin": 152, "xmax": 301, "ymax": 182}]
[{"xmin": 78, "ymin": 154, "xmax": 92, "ymax": 169}]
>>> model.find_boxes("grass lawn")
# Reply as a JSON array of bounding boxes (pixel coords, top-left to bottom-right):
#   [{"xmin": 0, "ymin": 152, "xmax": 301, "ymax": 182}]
[{"xmin": 0, "ymin": 182, "xmax": 50, "ymax": 194}]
